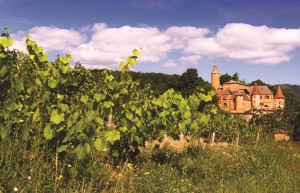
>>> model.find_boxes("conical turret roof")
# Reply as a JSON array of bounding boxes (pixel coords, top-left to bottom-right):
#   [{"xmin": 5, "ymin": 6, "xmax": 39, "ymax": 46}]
[
  {"xmin": 252, "ymin": 83, "xmax": 260, "ymax": 95},
  {"xmin": 274, "ymin": 85, "xmax": 285, "ymax": 99},
  {"xmin": 211, "ymin": 64, "xmax": 220, "ymax": 74}
]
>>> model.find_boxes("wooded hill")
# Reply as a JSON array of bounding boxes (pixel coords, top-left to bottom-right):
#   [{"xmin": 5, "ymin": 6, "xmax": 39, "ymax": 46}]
[
  {"xmin": 92, "ymin": 68, "xmax": 214, "ymax": 98},
  {"xmin": 92, "ymin": 69, "xmax": 300, "ymax": 107},
  {"xmin": 282, "ymin": 84, "xmax": 300, "ymax": 96}
]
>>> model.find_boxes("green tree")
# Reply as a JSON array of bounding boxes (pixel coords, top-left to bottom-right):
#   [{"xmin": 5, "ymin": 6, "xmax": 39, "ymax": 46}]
[
  {"xmin": 232, "ymin": 72, "xmax": 239, "ymax": 81},
  {"xmin": 177, "ymin": 68, "xmax": 203, "ymax": 97},
  {"xmin": 249, "ymin": 79, "xmax": 268, "ymax": 86},
  {"xmin": 220, "ymin": 73, "xmax": 231, "ymax": 85}
]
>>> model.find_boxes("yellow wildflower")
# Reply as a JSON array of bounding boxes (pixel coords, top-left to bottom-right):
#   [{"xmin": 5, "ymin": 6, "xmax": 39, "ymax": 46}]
[{"xmin": 127, "ymin": 163, "xmax": 133, "ymax": 170}]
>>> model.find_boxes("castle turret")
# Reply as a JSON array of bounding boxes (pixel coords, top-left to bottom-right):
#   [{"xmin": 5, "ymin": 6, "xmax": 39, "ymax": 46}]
[
  {"xmin": 274, "ymin": 85, "xmax": 285, "ymax": 109},
  {"xmin": 251, "ymin": 83, "xmax": 260, "ymax": 109},
  {"xmin": 235, "ymin": 90, "xmax": 244, "ymax": 112},
  {"xmin": 211, "ymin": 64, "xmax": 220, "ymax": 90}
]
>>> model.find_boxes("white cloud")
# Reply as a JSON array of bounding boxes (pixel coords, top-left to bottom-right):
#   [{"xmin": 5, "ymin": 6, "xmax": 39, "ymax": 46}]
[
  {"xmin": 164, "ymin": 59, "xmax": 178, "ymax": 67},
  {"xmin": 184, "ymin": 23, "xmax": 300, "ymax": 64},
  {"xmin": 185, "ymin": 37, "xmax": 222, "ymax": 56},
  {"xmin": 9, "ymin": 23, "xmax": 300, "ymax": 69},
  {"xmin": 179, "ymin": 55, "xmax": 202, "ymax": 65},
  {"xmin": 29, "ymin": 26, "xmax": 86, "ymax": 52},
  {"xmin": 11, "ymin": 26, "xmax": 86, "ymax": 53},
  {"xmin": 91, "ymin": 23, "xmax": 107, "ymax": 32},
  {"xmin": 165, "ymin": 26, "xmax": 209, "ymax": 49},
  {"xmin": 71, "ymin": 23, "xmax": 172, "ymax": 68}
]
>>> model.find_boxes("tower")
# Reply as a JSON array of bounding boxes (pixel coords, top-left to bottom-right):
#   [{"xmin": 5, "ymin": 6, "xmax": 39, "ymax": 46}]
[
  {"xmin": 211, "ymin": 64, "xmax": 220, "ymax": 90},
  {"xmin": 235, "ymin": 91, "xmax": 244, "ymax": 112},
  {"xmin": 251, "ymin": 83, "xmax": 260, "ymax": 109},
  {"xmin": 274, "ymin": 85, "xmax": 285, "ymax": 109}
]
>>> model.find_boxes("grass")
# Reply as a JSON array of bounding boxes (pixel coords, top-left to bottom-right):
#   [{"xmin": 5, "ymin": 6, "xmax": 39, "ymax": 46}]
[{"xmin": 0, "ymin": 137, "xmax": 299, "ymax": 192}]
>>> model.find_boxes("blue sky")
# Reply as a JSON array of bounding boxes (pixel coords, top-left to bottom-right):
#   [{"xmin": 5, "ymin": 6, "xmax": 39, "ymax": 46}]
[{"xmin": 1, "ymin": 0, "xmax": 300, "ymax": 85}]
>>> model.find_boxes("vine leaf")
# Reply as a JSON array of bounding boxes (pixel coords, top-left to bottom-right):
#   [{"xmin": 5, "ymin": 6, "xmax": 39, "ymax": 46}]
[
  {"xmin": 61, "ymin": 64, "xmax": 70, "ymax": 74},
  {"xmin": 50, "ymin": 110, "xmax": 65, "ymax": 124},
  {"xmin": 132, "ymin": 49, "xmax": 140, "ymax": 56},
  {"xmin": 43, "ymin": 124, "xmax": 53, "ymax": 139},
  {"xmin": 58, "ymin": 145, "xmax": 68, "ymax": 153},
  {"xmin": 0, "ymin": 66, "xmax": 8, "ymax": 76},
  {"xmin": 105, "ymin": 130, "xmax": 120, "ymax": 143},
  {"xmin": 32, "ymin": 107, "xmax": 40, "ymax": 122},
  {"xmin": 75, "ymin": 143, "xmax": 90, "ymax": 160},
  {"xmin": 38, "ymin": 54, "xmax": 48, "ymax": 62},
  {"xmin": 80, "ymin": 95, "xmax": 89, "ymax": 104},
  {"xmin": 48, "ymin": 78, "xmax": 58, "ymax": 89},
  {"xmin": 0, "ymin": 37, "xmax": 14, "ymax": 48},
  {"xmin": 94, "ymin": 137, "xmax": 107, "ymax": 151},
  {"xmin": 85, "ymin": 110, "xmax": 96, "ymax": 122},
  {"xmin": 59, "ymin": 55, "xmax": 71, "ymax": 64}
]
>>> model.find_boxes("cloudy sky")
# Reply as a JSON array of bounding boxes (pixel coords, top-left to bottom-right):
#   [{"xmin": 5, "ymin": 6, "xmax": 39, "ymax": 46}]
[{"xmin": 1, "ymin": 0, "xmax": 300, "ymax": 84}]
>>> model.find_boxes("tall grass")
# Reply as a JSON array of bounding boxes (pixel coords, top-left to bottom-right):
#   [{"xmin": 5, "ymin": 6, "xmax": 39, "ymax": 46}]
[{"xmin": 0, "ymin": 137, "xmax": 299, "ymax": 192}]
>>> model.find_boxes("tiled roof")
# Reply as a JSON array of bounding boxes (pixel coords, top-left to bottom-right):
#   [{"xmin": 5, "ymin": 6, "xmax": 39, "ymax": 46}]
[
  {"xmin": 229, "ymin": 89, "xmax": 251, "ymax": 101},
  {"xmin": 223, "ymin": 80, "xmax": 246, "ymax": 85},
  {"xmin": 222, "ymin": 88, "xmax": 231, "ymax": 95},
  {"xmin": 243, "ymin": 94, "xmax": 251, "ymax": 101},
  {"xmin": 230, "ymin": 95, "xmax": 235, "ymax": 100},
  {"xmin": 234, "ymin": 90, "xmax": 244, "ymax": 96},
  {"xmin": 249, "ymin": 85, "xmax": 273, "ymax": 95},
  {"xmin": 211, "ymin": 64, "xmax": 220, "ymax": 74},
  {"xmin": 274, "ymin": 85, "xmax": 285, "ymax": 99},
  {"xmin": 251, "ymin": 83, "xmax": 260, "ymax": 95}
]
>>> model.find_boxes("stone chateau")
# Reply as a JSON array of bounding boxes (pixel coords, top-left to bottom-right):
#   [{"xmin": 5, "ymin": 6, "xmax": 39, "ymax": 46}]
[{"xmin": 211, "ymin": 64, "xmax": 285, "ymax": 114}]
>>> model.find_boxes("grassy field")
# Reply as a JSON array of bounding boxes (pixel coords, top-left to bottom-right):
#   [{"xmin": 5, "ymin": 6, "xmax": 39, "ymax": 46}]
[{"xmin": 0, "ymin": 137, "xmax": 299, "ymax": 193}]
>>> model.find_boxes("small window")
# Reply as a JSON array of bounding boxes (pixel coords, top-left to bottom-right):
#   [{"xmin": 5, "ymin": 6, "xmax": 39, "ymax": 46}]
[
  {"xmin": 260, "ymin": 96, "xmax": 262, "ymax": 99},
  {"xmin": 224, "ymin": 103, "xmax": 227, "ymax": 108},
  {"xmin": 265, "ymin": 96, "xmax": 269, "ymax": 99}
]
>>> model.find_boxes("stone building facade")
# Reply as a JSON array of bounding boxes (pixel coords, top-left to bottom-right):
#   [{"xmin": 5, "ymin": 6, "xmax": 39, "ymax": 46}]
[{"xmin": 211, "ymin": 64, "xmax": 285, "ymax": 113}]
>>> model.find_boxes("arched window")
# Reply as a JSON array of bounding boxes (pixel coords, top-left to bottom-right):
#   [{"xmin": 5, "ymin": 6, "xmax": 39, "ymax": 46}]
[{"xmin": 224, "ymin": 103, "xmax": 227, "ymax": 108}]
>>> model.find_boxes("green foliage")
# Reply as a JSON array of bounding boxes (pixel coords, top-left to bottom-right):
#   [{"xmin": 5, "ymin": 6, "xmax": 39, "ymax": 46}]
[
  {"xmin": 282, "ymin": 84, "xmax": 300, "ymax": 96},
  {"xmin": 95, "ymin": 67, "xmax": 214, "ymax": 99},
  {"xmin": 249, "ymin": 79, "xmax": 269, "ymax": 86},
  {"xmin": 0, "ymin": 37, "xmax": 14, "ymax": 48},
  {"xmin": 281, "ymin": 86, "xmax": 300, "ymax": 112},
  {"xmin": 292, "ymin": 113, "xmax": 300, "ymax": 141},
  {"xmin": 250, "ymin": 110, "xmax": 296, "ymax": 136},
  {"xmin": 206, "ymin": 112, "xmax": 258, "ymax": 143},
  {"xmin": 232, "ymin": 72, "xmax": 239, "ymax": 81},
  {"xmin": 220, "ymin": 73, "xmax": 232, "ymax": 85},
  {"xmin": 177, "ymin": 68, "xmax": 205, "ymax": 97}
]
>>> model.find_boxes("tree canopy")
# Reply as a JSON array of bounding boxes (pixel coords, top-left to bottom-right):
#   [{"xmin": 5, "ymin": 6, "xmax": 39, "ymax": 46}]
[{"xmin": 220, "ymin": 73, "xmax": 232, "ymax": 85}]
